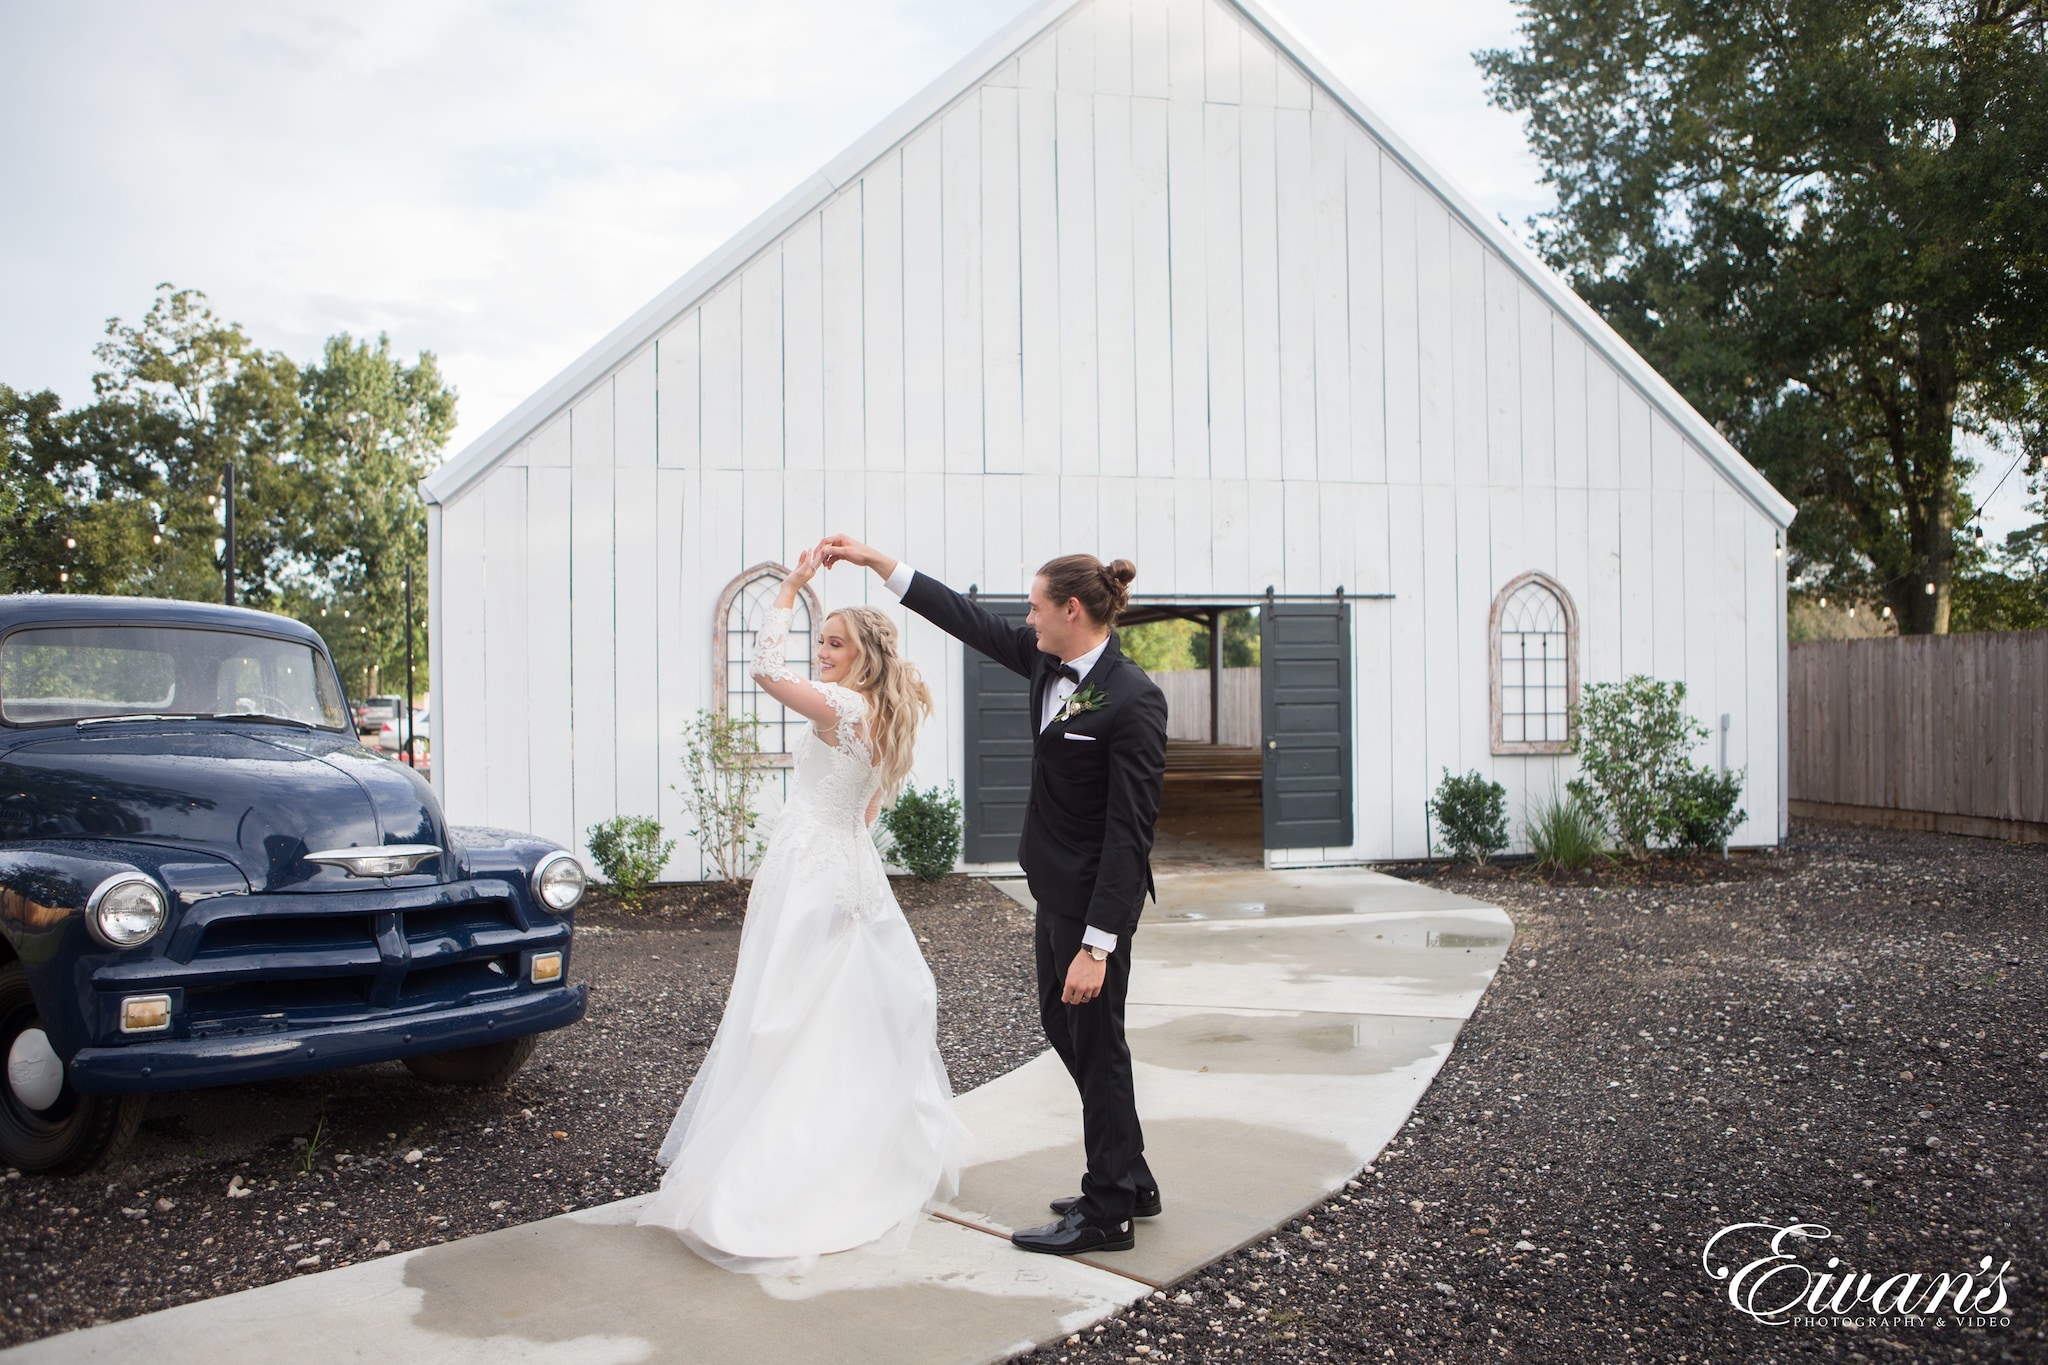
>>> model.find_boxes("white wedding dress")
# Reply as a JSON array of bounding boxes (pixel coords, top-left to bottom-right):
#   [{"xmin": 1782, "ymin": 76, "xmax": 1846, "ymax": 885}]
[{"xmin": 637, "ymin": 605, "xmax": 972, "ymax": 1274}]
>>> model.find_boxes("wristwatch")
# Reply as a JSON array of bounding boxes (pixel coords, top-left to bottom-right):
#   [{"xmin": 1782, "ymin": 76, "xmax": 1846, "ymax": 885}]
[{"xmin": 1086, "ymin": 945, "xmax": 1109, "ymax": 962}]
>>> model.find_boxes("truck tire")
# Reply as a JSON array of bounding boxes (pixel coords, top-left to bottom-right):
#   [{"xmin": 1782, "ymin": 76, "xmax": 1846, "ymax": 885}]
[
  {"xmin": 402, "ymin": 1033, "xmax": 538, "ymax": 1088},
  {"xmin": 1, "ymin": 963, "xmax": 146, "ymax": 1176}
]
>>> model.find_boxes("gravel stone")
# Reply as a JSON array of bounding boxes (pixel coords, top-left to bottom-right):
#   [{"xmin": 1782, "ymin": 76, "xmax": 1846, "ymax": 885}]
[
  {"xmin": 0, "ymin": 874, "xmax": 1035, "ymax": 1348},
  {"xmin": 11, "ymin": 823, "xmax": 2039, "ymax": 1361},
  {"xmin": 1018, "ymin": 818, "xmax": 2044, "ymax": 1363}
]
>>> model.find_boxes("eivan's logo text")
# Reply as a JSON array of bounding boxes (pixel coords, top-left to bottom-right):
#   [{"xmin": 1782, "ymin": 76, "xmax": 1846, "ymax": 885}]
[{"xmin": 1701, "ymin": 1221, "xmax": 2012, "ymax": 1328}]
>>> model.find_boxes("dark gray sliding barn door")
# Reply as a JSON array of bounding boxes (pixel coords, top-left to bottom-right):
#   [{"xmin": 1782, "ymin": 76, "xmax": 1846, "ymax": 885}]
[
  {"xmin": 1261, "ymin": 602, "xmax": 1354, "ymax": 849},
  {"xmin": 961, "ymin": 598, "xmax": 1033, "ymax": 864}
]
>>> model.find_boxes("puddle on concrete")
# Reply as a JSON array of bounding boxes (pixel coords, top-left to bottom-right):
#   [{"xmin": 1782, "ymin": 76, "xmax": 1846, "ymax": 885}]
[
  {"xmin": 403, "ymin": 1217, "xmax": 1103, "ymax": 1363},
  {"xmin": 946, "ymin": 1116, "xmax": 1364, "ymax": 1284},
  {"xmin": 1165, "ymin": 900, "xmax": 1376, "ymax": 920},
  {"xmin": 1127, "ymin": 1010, "xmax": 1453, "ymax": 1076},
  {"xmin": 1138, "ymin": 918, "xmax": 1509, "ymax": 995},
  {"xmin": 1426, "ymin": 931, "xmax": 1509, "ymax": 948}
]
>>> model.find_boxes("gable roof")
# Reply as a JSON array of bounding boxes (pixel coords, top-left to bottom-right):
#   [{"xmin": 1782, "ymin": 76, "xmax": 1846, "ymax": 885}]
[{"xmin": 422, "ymin": 0, "xmax": 1797, "ymax": 530}]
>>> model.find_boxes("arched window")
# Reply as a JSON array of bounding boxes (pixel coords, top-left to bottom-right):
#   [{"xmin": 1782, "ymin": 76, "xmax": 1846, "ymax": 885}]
[
  {"xmin": 1490, "ymin": 572, "xmax": 1578, "ymax": 755},
  {"xmin": 715, "ymin": 563, "xmax": 823, "ymax": 765}
]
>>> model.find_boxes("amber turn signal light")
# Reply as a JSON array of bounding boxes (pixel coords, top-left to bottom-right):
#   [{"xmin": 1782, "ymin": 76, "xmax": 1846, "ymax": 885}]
[{"xmin": 120, "ymin": 994, "xmax": 172, "ymax": 1033}]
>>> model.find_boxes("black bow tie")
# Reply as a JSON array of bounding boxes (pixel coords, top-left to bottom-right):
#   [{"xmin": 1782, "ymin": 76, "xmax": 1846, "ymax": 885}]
[{"xmin": 1054, "ymin": 662, "xmax": 1081, "ymax": 683}]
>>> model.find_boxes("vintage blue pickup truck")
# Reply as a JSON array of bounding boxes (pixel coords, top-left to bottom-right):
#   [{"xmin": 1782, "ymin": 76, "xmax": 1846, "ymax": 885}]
[{"xmin": 0, "ymin": 595, "xmax": 589, "ymax": 1175}]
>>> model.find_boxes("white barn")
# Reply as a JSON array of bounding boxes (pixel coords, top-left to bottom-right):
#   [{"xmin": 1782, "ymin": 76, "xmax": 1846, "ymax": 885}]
[{"xmin": 421, "ymin": 0, "xmax": 1798, "ymax": 881}]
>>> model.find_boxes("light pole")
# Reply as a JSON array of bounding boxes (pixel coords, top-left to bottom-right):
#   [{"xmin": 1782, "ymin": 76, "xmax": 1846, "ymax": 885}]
[
  {"xmin": 221, "ymin": 462, "xmax": 236, "ymax": 606},
  {"xmin": 404, "ymin": 563, "xmax": 417, "ymax": 767}
]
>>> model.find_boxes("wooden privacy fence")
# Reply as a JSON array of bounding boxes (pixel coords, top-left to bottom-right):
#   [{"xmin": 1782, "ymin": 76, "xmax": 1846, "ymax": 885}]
[
  {"xmin": 1147, "ymin": 667, "xmax": 1263, "ymax": 748},
  {"xmin": 1789, "ymin": 629, "xmax": 2048, "ymax": 843}
]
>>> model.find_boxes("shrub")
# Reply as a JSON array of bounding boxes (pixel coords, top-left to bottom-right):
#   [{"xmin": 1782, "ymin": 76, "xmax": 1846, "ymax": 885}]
[
  {"xmin": 585, "ymin": 815, "xmax": 675, "ymax": 908},
  {"xmin": 1523, "ymin": 785, "xmax": 1612, "ymax": 872},
  {"xmin": 673, "ymin": 708, "xmax": 769, "ymax": 882},
  {"xmin": 879, "ymin": 782, "xmax": 963, "ymax": 882},
  {"xmin": 1428, "ymin": 767, "xmax": 1510, "ymax": 864},
  {"xmin": 1658, "ymin": 764, "xmax": 1748, "ymax": 855},
  {"xmin": 1566, "ymin": 676, "xmax": 1710, "ymax": 858}
]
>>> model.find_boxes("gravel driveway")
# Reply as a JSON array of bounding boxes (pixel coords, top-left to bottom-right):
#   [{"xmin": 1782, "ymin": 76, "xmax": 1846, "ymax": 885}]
[
  {"xmin": 5, "ymin": 820, "xmax": 2041, "ymax": 1363},
  {"xmin": 0, "ymin": 875, "xmax": 1039, "ymax": 1350},
  {"xmin": 1023, "ymin": 819, "xmax": 2044, "ymax": 1364}
]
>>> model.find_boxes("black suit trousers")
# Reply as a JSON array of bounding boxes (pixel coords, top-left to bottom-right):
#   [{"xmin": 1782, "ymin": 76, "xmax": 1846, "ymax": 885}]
[{"xmin": 1035, "ymin": 908, "xmax": 1154, "ymax": 1226}]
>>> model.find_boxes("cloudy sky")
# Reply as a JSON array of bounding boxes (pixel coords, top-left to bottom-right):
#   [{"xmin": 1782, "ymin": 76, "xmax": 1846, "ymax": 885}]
[{"xmin": 2, "ymin": 0, "xmax": 2032, "ymax": 541}]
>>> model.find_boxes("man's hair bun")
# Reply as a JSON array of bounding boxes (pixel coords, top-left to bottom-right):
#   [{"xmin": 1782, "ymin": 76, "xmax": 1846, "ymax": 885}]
[{"xmin": 1037, "ymin": 553, "xmax": 1139, "ymax": 625}]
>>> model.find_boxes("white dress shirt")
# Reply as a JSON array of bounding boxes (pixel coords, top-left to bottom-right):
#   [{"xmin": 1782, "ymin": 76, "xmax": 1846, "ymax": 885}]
[{"xmin": 882, "ymin": 561, "xmax": 1120, "ymax": 956}]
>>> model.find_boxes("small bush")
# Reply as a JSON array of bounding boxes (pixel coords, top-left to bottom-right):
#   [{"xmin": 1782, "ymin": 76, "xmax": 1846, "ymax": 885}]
[
  {"xmin": 673, "ymin": 708, "xmax": 768, "ymax": 881},
  {"xmin": 1428, "ymin": 767, "xmax": 1510, "ymax": 864},
  {"xmin": 879, "ymin": 782, "xmax": 963, "ymax": 882},
  {"xmin": 585, "ymin": 815, "xmax": 675, "ymax": 908},
  {"xmin": 1658, "ymin": 764, "xmax": 1747, "ymax": 855},
  {"xmin": 1523, "ymin": 785, "xmax": 1612, "ymax": 872},
  {"xmin": 1567, "ymin": 676, "xmax": 1710, "ymax": 858}
]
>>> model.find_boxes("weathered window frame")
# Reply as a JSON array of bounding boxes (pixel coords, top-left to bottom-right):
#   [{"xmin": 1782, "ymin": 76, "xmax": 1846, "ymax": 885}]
[{"xmin": 1489, "ymin": 571, "xmax": 1579, "ymax": 755}]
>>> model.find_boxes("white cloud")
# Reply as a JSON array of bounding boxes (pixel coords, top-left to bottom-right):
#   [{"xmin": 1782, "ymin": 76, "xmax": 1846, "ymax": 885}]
[{"xmin": 2, "ymin": 0, "xmax": 1545, "ymax": 457}]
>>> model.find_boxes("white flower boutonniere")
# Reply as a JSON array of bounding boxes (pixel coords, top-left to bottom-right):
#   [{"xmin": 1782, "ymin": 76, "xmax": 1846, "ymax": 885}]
[{"xmin": 1054, "ymin": 683, "xmax": 1107, "ymax": 725}]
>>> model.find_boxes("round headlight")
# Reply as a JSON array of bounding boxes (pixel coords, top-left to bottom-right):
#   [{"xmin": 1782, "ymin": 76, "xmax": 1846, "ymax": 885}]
[
  {"xmin": 86, "ymin": 874, "xmax": 168, "ymax": 948},
  {"xmin": 533, "ymin": 852, "xmax": 585, "ymax": 912}
]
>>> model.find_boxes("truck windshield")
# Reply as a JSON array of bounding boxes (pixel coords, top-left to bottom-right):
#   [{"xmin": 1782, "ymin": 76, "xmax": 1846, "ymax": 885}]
[{"xmin": 0, "ymin": 625, "xmax": 350, "ymax": 729}]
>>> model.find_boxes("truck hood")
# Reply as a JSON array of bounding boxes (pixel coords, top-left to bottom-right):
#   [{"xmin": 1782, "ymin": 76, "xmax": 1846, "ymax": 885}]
[{"xmin": 0, "ymin": 724, "xmax": 451, "ymax": 891}]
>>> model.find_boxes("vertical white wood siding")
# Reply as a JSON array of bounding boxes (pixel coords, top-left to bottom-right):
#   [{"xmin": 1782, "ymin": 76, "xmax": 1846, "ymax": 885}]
[{"xmin": 431, "ymin": 0, "xmax": 1788, "ymax": 877}]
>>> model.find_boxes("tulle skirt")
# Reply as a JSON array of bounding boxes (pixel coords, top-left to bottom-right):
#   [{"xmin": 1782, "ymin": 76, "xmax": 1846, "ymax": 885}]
[{"xmin": 636, "ymin": 815, "xmax": 972, "ymax": 1275}]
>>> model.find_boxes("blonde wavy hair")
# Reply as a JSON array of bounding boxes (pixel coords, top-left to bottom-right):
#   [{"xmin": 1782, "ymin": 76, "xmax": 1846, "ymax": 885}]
[{"xmin": 824, "ymin": 605, "xmax": 932, "ymax": 802}]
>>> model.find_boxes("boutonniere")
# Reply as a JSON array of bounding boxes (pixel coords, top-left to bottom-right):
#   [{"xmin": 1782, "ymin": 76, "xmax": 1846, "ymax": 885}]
[{"xmin": 1054, "ymin": 683, "xmax": 1107, "ymax": 724}]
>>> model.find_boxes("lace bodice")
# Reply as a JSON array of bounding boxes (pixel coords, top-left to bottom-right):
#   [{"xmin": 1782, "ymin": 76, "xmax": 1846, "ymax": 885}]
[{"xmin": 750, "ymin": 606, "xmax": 882, "ymax": 831}]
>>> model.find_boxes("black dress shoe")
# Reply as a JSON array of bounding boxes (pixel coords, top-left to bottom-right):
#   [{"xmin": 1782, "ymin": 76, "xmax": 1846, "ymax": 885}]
[
  {"xmin": 1011, "ymin": 1207, "xmax": 1135, "ymax": 1255},
  {"xmin": 1049, "ymin": 1188, "xmax": 1162, "ymax": 1219}
]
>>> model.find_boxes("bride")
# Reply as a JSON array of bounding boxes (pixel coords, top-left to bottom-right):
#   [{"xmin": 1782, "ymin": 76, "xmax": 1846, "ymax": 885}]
[{"xmin": 638, "ymin": 546, "xmax": 972, "ymax": 1273}]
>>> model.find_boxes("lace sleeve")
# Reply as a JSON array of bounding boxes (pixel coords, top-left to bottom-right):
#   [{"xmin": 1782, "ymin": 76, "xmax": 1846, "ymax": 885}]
[
  {"xmin": 751, "ymin": 606, "xmax": 872, "ymax": 761},
  {"xmin": 749, "ymin": 605, "xmax": 802, "ymax": 683}
]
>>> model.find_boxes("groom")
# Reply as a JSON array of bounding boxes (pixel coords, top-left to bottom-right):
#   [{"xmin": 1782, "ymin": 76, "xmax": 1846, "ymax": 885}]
[{"xmin": 818, "ymin": 535, "xmax": 1169, "ymax": 1256}]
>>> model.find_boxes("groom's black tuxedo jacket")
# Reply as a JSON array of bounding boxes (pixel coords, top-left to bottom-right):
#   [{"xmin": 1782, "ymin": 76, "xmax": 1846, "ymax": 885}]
[{"xmin": 901, "ymin": 570, "xmax": 1168, "ymax": 939}]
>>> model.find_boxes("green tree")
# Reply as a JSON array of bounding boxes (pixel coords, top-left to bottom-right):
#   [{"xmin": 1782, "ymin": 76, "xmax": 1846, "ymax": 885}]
[
  {"xmin": 1, "ymin": 285, "xmax": 455, "ymax": 698},
  {"xmin": 1119, "ymin": 607, "xmax": 1261, "ymax": 672},
  {"xmin": 294, "ymin": 333, "xmax": 456, "ymax": 694},
  {"xmin": 86, "ymin": 285, "xmax": 316, "ymax": 606},
  {"xmin": 0, "ymin": 385, "xmax": 155, "ymax": 594},
  {"xmin": 1481, "ymin": 1, "xmax": 2048, "ymax": 634}
]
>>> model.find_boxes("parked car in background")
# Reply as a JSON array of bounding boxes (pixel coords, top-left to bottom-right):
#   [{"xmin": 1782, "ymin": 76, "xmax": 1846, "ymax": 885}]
[
  {"xmin": 371, "ymin": 705, "xmax": 428, "ymax": 755},
  {"xmin": 0, "ymin": 596, "xmax": 587, "ymax": 1175},
  {"xmin": 353, "ymin": 694, "xmax": 403, "ymax": 737}
]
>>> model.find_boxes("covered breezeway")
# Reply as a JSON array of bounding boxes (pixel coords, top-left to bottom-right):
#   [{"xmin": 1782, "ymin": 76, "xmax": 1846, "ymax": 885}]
[{"xmin": 957, "ymin": 590, "xmax": 1379, "ymax": 874}]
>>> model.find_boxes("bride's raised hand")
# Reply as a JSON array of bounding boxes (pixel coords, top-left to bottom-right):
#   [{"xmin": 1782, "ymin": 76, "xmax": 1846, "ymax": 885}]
[{"xmin": 787, "ymin": 545, "xmax": 823, "ymax": 587}]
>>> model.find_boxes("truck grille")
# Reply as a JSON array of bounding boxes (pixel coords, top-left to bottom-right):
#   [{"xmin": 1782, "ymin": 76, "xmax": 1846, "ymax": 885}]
[
  {"xmin": 162, "ymin": 896, "xmax": 532, "ymax": 1038},
  {"xmin": 196, "ymin": 912, "xmax": 377, "ymax": 957},
  {"xmin": 401, "ymin": 900, "xmax": 519, "ymax": 948}
]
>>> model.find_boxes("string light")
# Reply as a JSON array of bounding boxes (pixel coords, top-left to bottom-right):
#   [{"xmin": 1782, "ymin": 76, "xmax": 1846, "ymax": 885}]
[{"xmin": 64, "ymin": 537, "xmax": 76, "ymax": 550}]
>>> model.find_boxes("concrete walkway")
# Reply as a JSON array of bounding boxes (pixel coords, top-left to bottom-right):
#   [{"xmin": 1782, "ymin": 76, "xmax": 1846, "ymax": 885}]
[{"xmin": 5, "ymin": 867, "xmax": 1512, "ymax": 1365}]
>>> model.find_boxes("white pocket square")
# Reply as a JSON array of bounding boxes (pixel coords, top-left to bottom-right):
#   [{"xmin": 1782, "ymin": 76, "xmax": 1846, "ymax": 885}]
[{"xmin": 1062, "ymin": 732, "xmax": 1098, "ymax": 742}]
